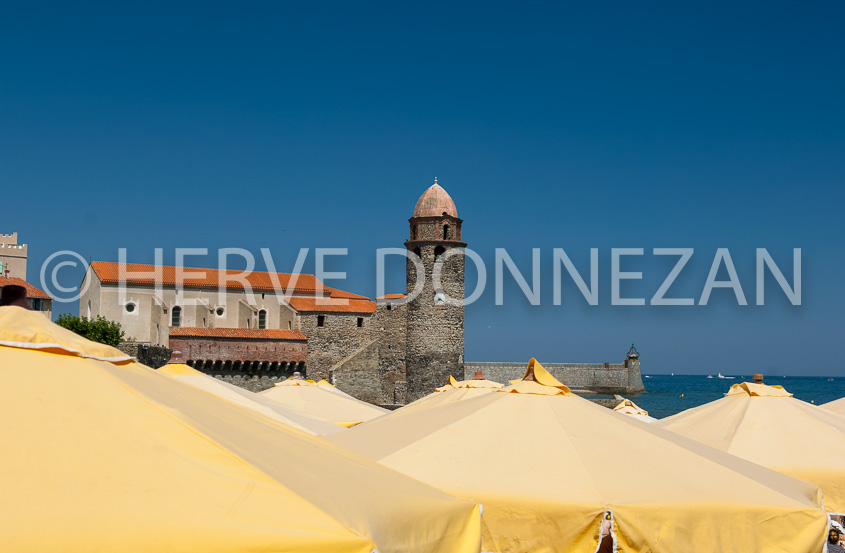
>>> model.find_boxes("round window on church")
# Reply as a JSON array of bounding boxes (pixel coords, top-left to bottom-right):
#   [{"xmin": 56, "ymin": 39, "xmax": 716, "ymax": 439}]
[
  {"xmin": 125, "ymin": 303, "xmax": 136, "ymax": 313},
  {"xmin": 216, "ymin": 307, "xmax": 225, "ymax": 316}
]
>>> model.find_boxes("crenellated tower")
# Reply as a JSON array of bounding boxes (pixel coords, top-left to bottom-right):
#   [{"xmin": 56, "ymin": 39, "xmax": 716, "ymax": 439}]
[{"xmin": 404, "ymin": 179, "xmax": 466, "ymax": 401}]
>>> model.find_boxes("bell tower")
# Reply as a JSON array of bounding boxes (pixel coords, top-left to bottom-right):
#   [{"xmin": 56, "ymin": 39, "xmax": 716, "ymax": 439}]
[{"xmin": 404, "ymin": 179, "xmax": 466, "ymax": 402}]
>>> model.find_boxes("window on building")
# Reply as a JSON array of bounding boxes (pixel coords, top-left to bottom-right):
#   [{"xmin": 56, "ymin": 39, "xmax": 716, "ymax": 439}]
[
  {"xmin": 317, "ymin": 315, "xmax": 325, "ymax": 327},
  {"xmin": 125, "ymin": 303, "xmax": 135, "ymax": 313},
  {"xmin": 171, "ymin": 306, "xmax": 181, "ymax": 327},
  {"xmin": 443, "ymin": 224, "xmax": 450, "ymax": 240},
  {"xmin": 357, "ymin": 317, "xmax": 363, "ymax": 328},
  {"xmin": 434, "ymin": 245, "xmax": 445, "ymax": 261},
  {"xmin": 258, "ymin": 309, "xmax": 266, "ymax": 329},
  {"xmin": 30, "ymin": 298, "xmax": 41, "ymax": 311},
  {"xmin": 411, "ymin": 225, "xmax": 417, "ymax": 240},
  {"xmin": 216, "ymin": 307, "xmax": 224, "ymax": 316}
]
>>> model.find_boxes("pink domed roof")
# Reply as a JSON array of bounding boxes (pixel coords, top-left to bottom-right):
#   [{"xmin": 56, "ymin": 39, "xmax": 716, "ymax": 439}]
[{"xmin": 412, "ymin": 181, "xmax": 458, "ymax": 218}]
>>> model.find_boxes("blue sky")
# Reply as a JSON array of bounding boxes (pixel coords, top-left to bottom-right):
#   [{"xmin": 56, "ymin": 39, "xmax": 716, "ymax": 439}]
[{"xmin": 2, "ymin": 1, "xmax": 843, "ymax": 375}]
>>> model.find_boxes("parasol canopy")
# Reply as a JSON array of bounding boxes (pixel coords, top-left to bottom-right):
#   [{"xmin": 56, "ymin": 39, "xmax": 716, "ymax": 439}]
[
  {"xmin": 398, "ymin": 371, "xmax": 504, "ymax": 415},
  {"xmin": 656, "ymin": 380, "xmax": 845, "ymax": 514},
  {"xmin": 0, "ymin": 306, "xmax": 482, "ymax": 553},
  {"xmin": 821, "ymin": 396, "xmax": 845, "ymax": 416},
  {"xmin": 328, "ymin": 358, "xmax": 829, "ymax": 553},
  {"xmin": 612, "ymin": 398, "xmax": 657, "ymax": 422},
  {"xmin": 261, "ymin": 374, "xmax": 388, "ymax": 427},
  {"xmin": 158, "ymin": 361, "xmax": 344, "ymax": 435}
]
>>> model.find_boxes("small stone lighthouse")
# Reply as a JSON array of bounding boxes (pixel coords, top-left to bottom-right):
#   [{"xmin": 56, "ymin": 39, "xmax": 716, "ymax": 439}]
[{"xmin": 404, "ymin": 179, "xmax": 466, "ymax": 401}]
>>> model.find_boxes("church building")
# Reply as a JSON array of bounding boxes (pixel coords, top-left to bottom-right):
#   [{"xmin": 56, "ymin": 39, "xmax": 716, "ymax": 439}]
[{"xmin": 80, "ymin": 181, "xmax": 465, "ymax": 406}]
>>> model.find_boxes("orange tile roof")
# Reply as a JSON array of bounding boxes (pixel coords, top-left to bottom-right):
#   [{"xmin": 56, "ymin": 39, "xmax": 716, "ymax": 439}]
[
  {"xmin": 287, "ymin": 297, "xmax": 376, "ymax": 314},
  {"xmin": 377, "ymin": 293, "xmax": 406, "ymax": 300},
  {"xmin": 90, "ymin": 261, "xmax": 370, "ymax": 302},
  {"xmin": 169, "ymin": 327, "xmax": 307, "ymax": 340},
  {"xmin": 0, "ymin": 276, "xmax": 51, "ymax": 299}
]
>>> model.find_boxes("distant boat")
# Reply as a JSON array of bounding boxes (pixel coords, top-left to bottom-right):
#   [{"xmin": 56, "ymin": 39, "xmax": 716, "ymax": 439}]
[
  {"xmin": 828, "ymin": 378, "xmax": 835, "ymax": 382},
  {"xmin": 671, "ymin": 373, "xmax": 674, "ymax": 376},
  {"xmin": 706, "ymin": 375, "xmax": 714, "ymax": 379},
  {"xmin": 644, "ymin": 375, "xmax": 651, "ymax": 379},
  {"xmin": 717, "ymin": 373, "xmax": 725, "ymax": 379}
]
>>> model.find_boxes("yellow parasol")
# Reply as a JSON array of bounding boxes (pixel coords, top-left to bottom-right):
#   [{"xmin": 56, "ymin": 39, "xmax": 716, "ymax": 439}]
[
  {"xmin": 821, "ymin": 396, "xmax": 845, "ymax": 416},
  {"xmin": 612, "ymin": 398, "xmax": 657, "ymax": 422},
  {"xmin": 399, "ymin": 370, "xmax": 504, "ymax": 415},
  {"xmin": 158, "ymin": 362, "xmax": 345, "ymax": 435},
  {"xmin": 328, "ymin": 358, "xmax": 829, "ymax": 553},
  {"xmin": 656, "ymin": 379, "xmax": 845, "ymax": 513},
  {"xmin": 0, "ymin": 306, "xmax": 482, "ymax": 553},
  {"xmin": 261, "ymin": 373, "xmax": 388, "ymax": 427}
]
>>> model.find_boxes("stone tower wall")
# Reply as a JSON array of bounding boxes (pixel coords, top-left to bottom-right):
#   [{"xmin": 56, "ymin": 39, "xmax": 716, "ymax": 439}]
[
  {"xmin": 0, "ymin": 232, "xmax": 28, "ymax": 279},
  {"xmin": 404, "ymin": 244, "xmax": 465, "ymax": 401}
]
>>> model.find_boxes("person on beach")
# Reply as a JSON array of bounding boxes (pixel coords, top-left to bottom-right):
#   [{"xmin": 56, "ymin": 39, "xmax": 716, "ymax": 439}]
[
  {"xmin": 596, "ymin": 512, "xmax": 613, "ymax": 553},
  {"xmin": 829, "ymin": 527, "xmax": 845, "ymax": 553},
  {"xmin": 0, "ymin": 285, "xmax": 31, "ymax": 309}
]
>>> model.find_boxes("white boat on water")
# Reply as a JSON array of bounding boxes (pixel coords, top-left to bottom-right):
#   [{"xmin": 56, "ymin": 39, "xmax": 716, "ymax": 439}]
[
  {"xmin": 717, "ymin": 373, "xmax": 725, "ymax": 379},
  {"xmin": 707, "ymin": 375, "xmax": 714, "ymax": 379}
]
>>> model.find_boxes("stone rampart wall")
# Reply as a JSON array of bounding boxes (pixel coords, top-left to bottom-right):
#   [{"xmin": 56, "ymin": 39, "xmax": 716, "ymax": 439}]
[
  {"xmin": 169, "ymin": 336, "xmax": 306, "ymax": 365},
  {"xmin": 465, "ymin": 360, "xmax": 644, "ymax": 394},
  {"xmin": 118, "ymin": 341, "xmax": 172, "ymax": 369}
]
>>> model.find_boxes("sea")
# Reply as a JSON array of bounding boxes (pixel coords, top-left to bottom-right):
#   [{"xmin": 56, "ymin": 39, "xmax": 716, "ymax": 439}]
[{"xmin": 587, "ymin": 374, "xmax": 845, "ymax": 420}]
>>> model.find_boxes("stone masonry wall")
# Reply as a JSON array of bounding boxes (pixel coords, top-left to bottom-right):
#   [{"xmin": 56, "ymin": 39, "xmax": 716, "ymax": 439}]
[
  {"xmin": 300, "ymin": 312, "xmax": 374, "ymax": 382},
  {"xmin": 118, "ymin": 341, "xmax": 172, "ymax": 369},
  {"xmin": 465, "ymin": 360, "xmax": 645, "ymax": 394},
  {"xmin": 372, "ymin": 301, "xmax": 407, "ymax": 404},
  {"xmin": 330, "ymin": 340, "xmax": 382, "ymax": 405}
]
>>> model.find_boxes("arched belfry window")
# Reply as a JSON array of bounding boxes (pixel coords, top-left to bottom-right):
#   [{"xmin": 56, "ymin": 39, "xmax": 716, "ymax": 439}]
[
  {"xmin": 411, "ymin": 225, "xmax": 417, "ymax": 240},
  {"xmin": 258, "ymin": 309, "xmax": 267, "ymax": 329},
  {"xmin": 171, "ymin": 306, "xmax": 181, "ymax": 327},
  {"xmin": 434, "ymin": 246, "xmax": 446, "ymax": 261},
  {"xmin": 443, "ymin": 224, "xmax": 450, "ymax": 240}
]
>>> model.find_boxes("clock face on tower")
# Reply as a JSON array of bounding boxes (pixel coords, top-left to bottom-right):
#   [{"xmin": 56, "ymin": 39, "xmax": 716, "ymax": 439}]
[{"xmin": 434, "ymin": 291, "xmax": 446, "ymax": 306}]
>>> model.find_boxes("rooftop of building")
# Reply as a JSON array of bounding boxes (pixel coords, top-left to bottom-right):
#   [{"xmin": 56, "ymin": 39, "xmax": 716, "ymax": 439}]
[
  {"xmin": 412, "ymin": 179, "xmax": 458, "ymax": 218},
  {"xmin": 169, "ymin": 327, "xmax": 307, "ymax": 340},
  {"xmin": 377, "ymin": 293, "xmax": 406, "ymax": 300},
  {"xmin": 88, "ymin": 261, "xmax": 377, "ymax": 314},
  {"xmin": 0, "ymin": 276, "xmax": 51, "ymax": 299}
]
